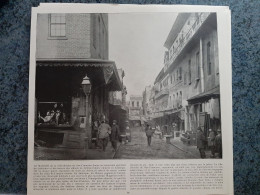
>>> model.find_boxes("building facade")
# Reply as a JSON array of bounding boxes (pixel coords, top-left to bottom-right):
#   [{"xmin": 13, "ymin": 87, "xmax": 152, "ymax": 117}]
[
  {"xmin": 150, "ymin": 13, "xmax": 220, "ymax": 144},
  {"xmin": 142, "ymin": 85, "xmax": 152, "ymax": 117},
  {"xmin": 108, "ymin": 69, "xmax": 128, "ymax": 134},
  {"xmin": 35, "ymin": 13, "xmax": 122, "ymax": 149},
  {"xmin": 128, "ymin": 95, "xmax": 143, "ymax": 127}
]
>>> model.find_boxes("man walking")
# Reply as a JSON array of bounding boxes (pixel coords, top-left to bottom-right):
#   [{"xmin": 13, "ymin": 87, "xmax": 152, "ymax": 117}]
[
  {"xmin": 98, "ymin": 120, "xmax": 111, "ymax": 151},
  {"xmin": 111, "ymin": 120, "xmax": 120, "ymax": 152},
  {"xmin": 196, "ymin": 127, "xmax": 206, "ymax": 158},
  {"xmin": 145, "ymin": 124, "xmax": 154, "ymax": 146}
]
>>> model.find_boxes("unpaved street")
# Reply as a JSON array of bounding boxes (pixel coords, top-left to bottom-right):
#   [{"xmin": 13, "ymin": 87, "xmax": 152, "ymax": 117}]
[{"xmin": 114, "ymin": 127, "xmax": 195, "ymax": 159}]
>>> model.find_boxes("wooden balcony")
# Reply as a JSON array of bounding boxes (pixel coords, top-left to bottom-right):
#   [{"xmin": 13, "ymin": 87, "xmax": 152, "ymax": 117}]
[{"xmin": 165, "ymin": 12, "xmax": 211, "ymax": 67}]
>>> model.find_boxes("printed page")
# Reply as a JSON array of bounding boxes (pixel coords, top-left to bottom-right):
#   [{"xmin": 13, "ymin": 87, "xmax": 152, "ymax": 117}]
[{"xmin": 27, "ymin": 3, "xmax": 233, "ymax": 195}]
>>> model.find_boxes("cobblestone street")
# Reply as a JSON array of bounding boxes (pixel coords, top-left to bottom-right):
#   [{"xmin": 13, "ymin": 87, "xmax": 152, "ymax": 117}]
[{"xmin": 114, "ymin": 127, "xmax": 197, "ymax": 159}]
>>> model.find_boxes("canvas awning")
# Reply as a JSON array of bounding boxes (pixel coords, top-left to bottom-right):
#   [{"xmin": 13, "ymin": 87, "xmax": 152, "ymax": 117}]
[
  {"xmin": 187, "ymin": 86, "xmax": 220, "ymax": 104},
  {"xmin": 37, "ymin": 59, "xmax": 123, "ymax": 91}
]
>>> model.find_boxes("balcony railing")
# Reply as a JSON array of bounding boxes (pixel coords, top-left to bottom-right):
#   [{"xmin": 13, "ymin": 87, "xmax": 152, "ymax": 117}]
[
  {"xmin": 165, "ymin": 12, "xmax": 211, "ymax": 67},
  {"xmin": 154, "ymin": 86, "xmax": 169, "ymax": 100}
]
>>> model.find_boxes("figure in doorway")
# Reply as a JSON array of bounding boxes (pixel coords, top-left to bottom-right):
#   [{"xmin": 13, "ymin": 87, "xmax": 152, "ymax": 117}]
[
  {"xmin": 196, "ymin": 127, "xmax": 207, "ymax": 158},
  {"xmin": 98, "ymin": 120, "xmax": 111, "ymax": 151},
  {"xmin": 111, "ymin": 120, "xmax": 120, "ymax": 152}
]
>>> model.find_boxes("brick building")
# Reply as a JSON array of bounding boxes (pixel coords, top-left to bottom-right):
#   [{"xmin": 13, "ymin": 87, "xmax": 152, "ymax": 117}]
[{"xmin": 35, "ymin": 13, "xmax": 122, "ymax": 149}]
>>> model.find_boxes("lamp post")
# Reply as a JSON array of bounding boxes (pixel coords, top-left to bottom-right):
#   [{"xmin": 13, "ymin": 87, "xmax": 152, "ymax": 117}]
[{"xmin": 81, "ymin": 76, "xmax": 92, "ymax": 149}]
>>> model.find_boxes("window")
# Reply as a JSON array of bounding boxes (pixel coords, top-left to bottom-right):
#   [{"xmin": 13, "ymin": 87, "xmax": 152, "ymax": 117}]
[
  {"xmin": 179, "ymin": 67, "xmax": 182, "ymax": 80},
  {"xmin": 132, "ymin": 101, "xmax": 134, "ymax": 107},
  {"xmin": 50, "ymin": 14, "xmax": 66, "ymax": 37},
  {"xmin": 196, "ymin": 52, "xmax": 200, "ymax": 79},
  {"xmin": 207, "ymin": 42, "xmax": 211, "ymax": 75},
  {"xmin": 176, "ymin": 70, "xmax": 179, "ymax": 81},
  {"xmin": 184, "ymin": 73, "xmax": 187, "ymax": 85},
  {"xmin": 137, "ymin": 101, "xmax": 139, "ymax": 107},
  {"xmin": 170, "ymin": 75, "xmax": 173, "ymax": 84},
  {"xmin": 188, "ymin": 59, "xmax": 191, "ymax": 84}
]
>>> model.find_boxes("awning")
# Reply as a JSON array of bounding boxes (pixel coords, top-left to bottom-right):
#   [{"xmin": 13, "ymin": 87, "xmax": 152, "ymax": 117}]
[
  {"xmin": 37, "ymin": 59, "xmax": 123, "ymax": 91},
  {"xmin": 187, "ymin": 86, "xmax": 220, "ymax": 104}
]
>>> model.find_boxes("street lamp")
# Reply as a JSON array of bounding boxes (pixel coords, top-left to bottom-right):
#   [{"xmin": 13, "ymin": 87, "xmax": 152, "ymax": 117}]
[
  {"xmin": 81, "ymin": 76, "xmax": 92, "ymax": 95},
  {"xmin": 81, "ymin": 75, "xmax": 92, "ymax": 149}
]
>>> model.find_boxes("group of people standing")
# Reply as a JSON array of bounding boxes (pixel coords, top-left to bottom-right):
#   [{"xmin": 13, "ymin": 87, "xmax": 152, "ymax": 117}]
[
  {"xmin": 196, "ymin": 127, "xmax": 222, "ymax": 158},
  {"xmin": 96, "ymin": 120, "xmax": 120, "ymax": 152},
  {"xmin": 38, "ymin": 103, "xmax": 67, "ymax": 125}
]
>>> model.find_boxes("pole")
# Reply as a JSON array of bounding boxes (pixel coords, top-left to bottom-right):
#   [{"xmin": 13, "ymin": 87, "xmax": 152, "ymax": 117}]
[
  {"xmin": 200, "ymin": 38, "xmax": 205, "ymax": 93},
  {"xmin": 85, "ymin": 94, "xmax": 91, "ymax": 149}
]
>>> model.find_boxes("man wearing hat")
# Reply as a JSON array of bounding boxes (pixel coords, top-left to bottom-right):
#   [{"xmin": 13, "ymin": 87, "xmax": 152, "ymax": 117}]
[
  {"xmin": 111, "ymin": 120, "xmax": 120, "ymax": 151},
  {"xmin": 196, "ymin": 127, "xmax": 207, "ymax": 158},
  {"xmin": 98, "ymin": 120, "xmax": 111, "ymax": 151},
  {"xmin": 208, "ymin": 129, "xmax": 216, "ymax": 158},
  {"xmin": 215, "ymin": 129, "xmax": 222, "ymax": 158},
  {"xmin": 145, "ymin": 123, "xmax": 154, "ymax": 146}
]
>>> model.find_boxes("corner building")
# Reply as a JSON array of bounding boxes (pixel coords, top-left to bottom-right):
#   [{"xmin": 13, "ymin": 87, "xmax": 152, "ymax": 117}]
[{"xmin": 35, "ymin": 13, "xmax": 122, "ymax": 149}]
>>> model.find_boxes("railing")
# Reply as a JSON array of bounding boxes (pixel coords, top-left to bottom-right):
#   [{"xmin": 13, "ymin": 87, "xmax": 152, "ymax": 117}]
[
  {"xmin": 165, "ymin": 12, "xmax": 211, "ymax": 67},
  {"xmin": 154, "ymin": 86, "xmax": 169, "ymax": 100}
]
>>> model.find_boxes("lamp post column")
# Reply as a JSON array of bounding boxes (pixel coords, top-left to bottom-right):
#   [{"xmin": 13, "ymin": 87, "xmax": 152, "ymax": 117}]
[
  {"xmin": 85, "ymin": 93, "xmax": 92, "ymax": 149},
  {"xmin": 81, "ymin": 75, "xmax": 92, "ymax": 149}
]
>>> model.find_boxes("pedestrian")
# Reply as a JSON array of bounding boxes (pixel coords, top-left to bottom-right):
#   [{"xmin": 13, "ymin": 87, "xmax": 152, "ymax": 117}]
[
  {"xmin": 208, "ymin": 129, "xmax": 216, "ymax": 158},
  {"xmin": 98, "ymin": 120, "xmax": 111, "ymax": 151},
  {"xmin": 196, "ymin": 127, "xmax": 207, "ymax": 158},
  {"xmin": 145, "ymin": 124, "xmax": 154, "ymax": 146},
  {"xmin": 111, "ymin": 120, "xmax": 120, "ymax": 151},
  {"xmin": 215, "ymin": 129, "xmax": 222, "ymax": 158}
]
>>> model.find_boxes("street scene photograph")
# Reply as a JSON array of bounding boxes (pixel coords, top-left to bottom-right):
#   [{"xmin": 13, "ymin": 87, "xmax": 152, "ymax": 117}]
[{"xmin": 34, "ymin": 12, "xmax": 222, "ymax": 160}]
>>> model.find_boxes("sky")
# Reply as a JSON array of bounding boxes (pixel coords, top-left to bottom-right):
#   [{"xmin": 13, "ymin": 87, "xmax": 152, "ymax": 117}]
[{"xmin": 109, "ymin": 13, "xmax": 177, "ymax": 98}]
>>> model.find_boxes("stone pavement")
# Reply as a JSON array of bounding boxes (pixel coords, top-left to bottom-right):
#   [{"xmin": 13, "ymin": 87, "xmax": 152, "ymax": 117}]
[
  {"xmin": 114, "ymin": 127, "xmax": 196, "ymax": 159},
  {"xmin": 34, "ymin": 141, "xmax": 118, "ymax": 160},
  {"xmin": 170, "ymin": 137, "xmax": 213, "ymax": 159}
]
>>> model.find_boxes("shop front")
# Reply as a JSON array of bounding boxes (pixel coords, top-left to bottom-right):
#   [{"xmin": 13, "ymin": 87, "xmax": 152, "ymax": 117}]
[
  {"xmin": 35, "ymin": 60, "xmax": 122, "ymax": 149},
  {"xmin": 184, "ymin": 86, "xmax": 220, "ymax": 145}
]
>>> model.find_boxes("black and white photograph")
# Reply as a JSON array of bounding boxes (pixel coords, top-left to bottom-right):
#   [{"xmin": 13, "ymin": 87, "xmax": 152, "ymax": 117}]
[{"xmin": 34, "ymin": 12, "xmax": 222, "ymax": 160}]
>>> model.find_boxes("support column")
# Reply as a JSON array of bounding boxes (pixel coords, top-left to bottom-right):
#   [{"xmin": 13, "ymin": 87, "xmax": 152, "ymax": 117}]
[
  {"xmin": 85, "ymin": 93, "xmax": 91, "ymax": 149},
  {"xmin": 199, "ymin": 38, "xmax": 205, "ymax": 93}
]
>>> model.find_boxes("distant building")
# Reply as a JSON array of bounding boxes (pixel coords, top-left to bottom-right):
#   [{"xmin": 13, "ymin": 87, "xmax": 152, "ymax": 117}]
[
  {"xmin": 150, "ymin": 13, "xmax": 220, "ymax": 144},
  {"xmin": 35, "ymin": 13, "xmax": 122, "ymax": 150},
  {"xmin": 128, "ymin": 95, "xmax": 143, "ymax": 127}
]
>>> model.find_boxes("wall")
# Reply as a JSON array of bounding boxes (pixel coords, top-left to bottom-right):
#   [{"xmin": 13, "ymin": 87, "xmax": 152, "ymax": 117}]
[
  {"xmin": 90, "ymin": 13, "xmax": 109, "ymax": 60},
  {"xmin": 202, "ymin": 28, "xmax": 219, "ymax": 91},
  {"xmin": 36, "ymin": 13, "xmax": 91, "ymax": 59}
]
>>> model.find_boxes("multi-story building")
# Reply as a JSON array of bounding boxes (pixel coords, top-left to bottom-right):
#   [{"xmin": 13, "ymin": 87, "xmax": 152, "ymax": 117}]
[
  {"xmin": 142, "ymin": 85, "xmax": 152, "ymax": 117},
  {"xmin": 35, "ymin": 13, "xmax": 122, "ymax": 149},
  {"xmin": 128, "ymin": 95, "xmax": 143, "ymax": 127},
  {"xmin": 151, "ymin": 13, "xmax": 220, "ymax": 143}
]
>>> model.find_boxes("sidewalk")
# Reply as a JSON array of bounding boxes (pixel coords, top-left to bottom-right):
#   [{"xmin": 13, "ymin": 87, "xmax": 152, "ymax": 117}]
[
  {"xmin": 34, "ymin": 142, "xmax": 118, "ymax": 160},
  {"xmin": 169, "ymin": 137, "xmax": 212, "ymax": 159}
]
